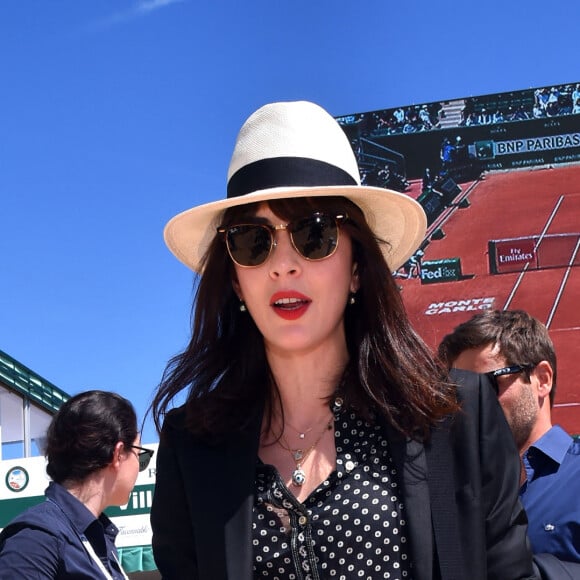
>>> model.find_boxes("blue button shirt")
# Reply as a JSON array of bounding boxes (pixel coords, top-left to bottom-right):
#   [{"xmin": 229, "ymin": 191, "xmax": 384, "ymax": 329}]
[
  {"xmin": 520, "ymin": 425, "xmax": 580, "ymax": 562},
  {"xmin": 0, "ymin": 481, "xmax": 127, "ymax": 579}
]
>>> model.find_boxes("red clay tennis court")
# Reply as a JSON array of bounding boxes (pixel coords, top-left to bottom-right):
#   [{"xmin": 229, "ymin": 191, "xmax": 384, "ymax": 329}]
[{"xmin": 399, "ymin": 163, "xmax": 580, "ymax": 433}]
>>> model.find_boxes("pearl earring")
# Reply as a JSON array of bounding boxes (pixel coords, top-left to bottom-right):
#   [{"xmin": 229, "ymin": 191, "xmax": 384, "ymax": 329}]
[
  {"xmin": 239, "ymin": 301, "xmax": 247, "ymax": 312},
  {"xmin": 349, "ymin": 294, "xmax": 356, "ymax": 305}
]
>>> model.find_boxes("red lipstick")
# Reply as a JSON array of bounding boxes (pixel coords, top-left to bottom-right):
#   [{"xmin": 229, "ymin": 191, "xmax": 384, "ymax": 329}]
[{"xmin": 270, "ymin": 291, "xmax": 311, "ymax": 320}]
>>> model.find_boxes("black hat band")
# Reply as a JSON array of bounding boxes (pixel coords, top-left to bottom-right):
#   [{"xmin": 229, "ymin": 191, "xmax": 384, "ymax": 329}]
[{"xmin": 227, "ymin": 157, "xmax": 357, "ymax": 199}]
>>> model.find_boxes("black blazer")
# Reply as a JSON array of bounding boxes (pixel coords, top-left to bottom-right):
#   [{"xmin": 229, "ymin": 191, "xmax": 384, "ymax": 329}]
[{"xmin": 151, "ymin": 369, "xmax": 538, "ymax": 579}]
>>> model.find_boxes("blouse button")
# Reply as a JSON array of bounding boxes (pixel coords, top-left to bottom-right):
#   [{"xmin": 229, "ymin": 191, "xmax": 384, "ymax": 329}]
[
  {"xmin": 345, "ymin": 460, "xmax": 356, "ymax": 472},
  {"xmin": 544, "ymin": 524, "xmax": 555, "ymax": 532},
  {"xmin": 298, "ymin": 515, "xmax": 308, "ymax": 526}
]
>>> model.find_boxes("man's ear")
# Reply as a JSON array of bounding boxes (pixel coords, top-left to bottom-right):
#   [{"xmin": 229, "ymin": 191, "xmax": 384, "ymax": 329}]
[{"xmin": 535, "ymin": 360, "xmax": 553, "ymax": 401}]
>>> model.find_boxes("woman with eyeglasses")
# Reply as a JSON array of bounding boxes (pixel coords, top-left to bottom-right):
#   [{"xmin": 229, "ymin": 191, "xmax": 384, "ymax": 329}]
[
  {"xmin": 0, "ymin": 390, "xmax": 154, "ymax": 579},
  {"xmin": 150, "ymin": 101, "xmax": 537, "ymax": 579}
]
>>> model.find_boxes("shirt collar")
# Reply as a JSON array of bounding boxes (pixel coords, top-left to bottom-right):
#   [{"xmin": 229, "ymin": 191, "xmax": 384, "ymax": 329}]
[
  {"xmin": 527, "ymin": 425, "xmax": 572, "ymax": 465},
  {"xmin": 45, "ymin": 481, "xmax": 118, "ymax": 540}
]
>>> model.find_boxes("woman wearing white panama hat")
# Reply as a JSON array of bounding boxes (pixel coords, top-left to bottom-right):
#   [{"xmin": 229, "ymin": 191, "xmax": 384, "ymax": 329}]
[{"xmin": 149, "ymin": 101, "xmax": 536, "ymax": 579}]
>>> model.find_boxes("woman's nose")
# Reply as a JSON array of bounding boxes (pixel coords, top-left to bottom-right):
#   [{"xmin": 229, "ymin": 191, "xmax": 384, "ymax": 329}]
[{"xmin": 268, "ymin": 229, "xmax": 301, "ymax": 277}]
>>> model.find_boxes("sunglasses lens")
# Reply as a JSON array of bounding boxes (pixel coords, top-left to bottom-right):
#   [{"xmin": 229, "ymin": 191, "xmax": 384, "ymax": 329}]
[
  {"xmin": 223, "ymin": 214, "xmax": 341, "ymax": 267},
  {"xmin": 227, "ymin": 225, "xmax": 272, "ymax": 267},
  {"xmin": 138, "ymin": 451, "xmax": 153, "ymax": 472},
  {"xmin": 291, "ymin": 214, "xmax": 338, "ymax": 260}
]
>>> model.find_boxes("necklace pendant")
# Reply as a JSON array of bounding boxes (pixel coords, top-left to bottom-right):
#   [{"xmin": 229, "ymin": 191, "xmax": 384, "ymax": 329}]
[
  {"xmin": 299, "ymin": 433, "xmax": 305, "ymax": 439},
  {"xmin": 292, "ymin": 467, "xmax": 306, "ymax": 486},
  {"xmin": 293, "ymin": 450, "xmax": 304, "ymax": 460}
]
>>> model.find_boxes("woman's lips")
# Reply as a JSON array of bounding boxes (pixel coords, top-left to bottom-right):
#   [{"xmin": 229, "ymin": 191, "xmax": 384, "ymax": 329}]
[{"xmin": 270, "ymin": 291, "xmax": 311, "ymax": 320}]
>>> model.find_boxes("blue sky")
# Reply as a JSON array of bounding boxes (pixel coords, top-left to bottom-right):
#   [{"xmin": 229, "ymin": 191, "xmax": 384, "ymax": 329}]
[{"xmin": 2, "ymin": 0, "xmax": 579, "ymax": 444}]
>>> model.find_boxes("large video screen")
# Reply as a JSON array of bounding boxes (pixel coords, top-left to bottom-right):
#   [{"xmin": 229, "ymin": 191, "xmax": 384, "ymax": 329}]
[{"xmin": 337, "ymin": 82, "xmax": 580, "ymax": 433}]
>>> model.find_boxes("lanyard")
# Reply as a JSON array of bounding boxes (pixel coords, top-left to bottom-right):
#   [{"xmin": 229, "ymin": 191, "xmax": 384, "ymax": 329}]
[
  {"xmin": 45, "ymin": 493, "xmax": 130, "ymax": 580},
  {"xmin": 81, "ymin": 538, "xmax": 129, "ymax": 580}
]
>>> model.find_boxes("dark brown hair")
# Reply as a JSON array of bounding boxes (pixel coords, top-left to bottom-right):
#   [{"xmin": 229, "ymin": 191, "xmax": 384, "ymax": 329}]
[
  {"xmin": 46, "ymin": 390, "xmax": 138, "ymax": 483},
  {"xmin": 151, "ymin": 196, "xmax": 458, "ymax": 441},
  {"xmin": 438, "ymin": 309, "xmax": 557, "ymax": 406}
]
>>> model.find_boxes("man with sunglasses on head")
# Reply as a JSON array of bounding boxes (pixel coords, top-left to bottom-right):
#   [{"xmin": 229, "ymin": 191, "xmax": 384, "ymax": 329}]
[{"xmin": 439, "ymin": 309, "xmax": 580, "ymax": 571}]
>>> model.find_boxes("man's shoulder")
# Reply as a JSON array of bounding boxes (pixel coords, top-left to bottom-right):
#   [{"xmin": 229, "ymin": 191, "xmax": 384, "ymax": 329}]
[
  {"xmin": 536, "ymin": 425, "xmax": 580, "ymax": 458},
  {"xmin": 528, "ymin": 427, "xmax": 580, "ymax": 488}
]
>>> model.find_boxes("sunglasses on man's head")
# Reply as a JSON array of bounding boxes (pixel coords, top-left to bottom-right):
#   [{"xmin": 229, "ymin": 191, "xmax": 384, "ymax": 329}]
[
  {"xmin": 217, "ymin": 212, "xmax": 348, "ymax": 268},
  {"xmin": 485, "ymin": 364, "xmax": 535, "ymax": 395},
  {"xmin": 130, "ymin": 445, "xmax": 155, "ymax": 472}
]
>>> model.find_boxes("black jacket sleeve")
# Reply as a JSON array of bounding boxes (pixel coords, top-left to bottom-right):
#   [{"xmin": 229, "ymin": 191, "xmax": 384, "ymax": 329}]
[{"xmin": 449, "ymin": 369, "xmax": 536, "ymax": 580}]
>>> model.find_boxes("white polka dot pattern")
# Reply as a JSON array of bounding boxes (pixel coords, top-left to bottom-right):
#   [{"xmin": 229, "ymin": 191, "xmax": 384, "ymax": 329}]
[{"xmin": 253, "ymin": 411, "xmax": 411, "ymax": 579}]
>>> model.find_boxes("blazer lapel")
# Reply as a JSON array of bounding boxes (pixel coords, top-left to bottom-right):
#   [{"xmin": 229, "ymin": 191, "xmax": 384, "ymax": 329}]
[
  {"xmin": 425, "ymin": 417, "xmax": 465, "ymax": 580},
  {"xmin": 185, "ymin": 412, "xmax": 262, "ymax": 579},
  {"xmin": 387, "ymin": 427, "xmax": 434, "ymax": 580},
  {"xmin": 223, "ymin": 419, "xmax": 261, "ymax": 580}
]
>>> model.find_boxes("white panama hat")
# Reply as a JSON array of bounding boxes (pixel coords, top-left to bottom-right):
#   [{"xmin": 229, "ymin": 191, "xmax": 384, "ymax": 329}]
[{"xmin": 164, "ymin": 100, "xmax": 427, "ymax": 273}]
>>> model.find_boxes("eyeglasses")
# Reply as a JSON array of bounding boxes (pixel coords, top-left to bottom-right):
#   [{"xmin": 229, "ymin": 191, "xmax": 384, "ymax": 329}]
[
  {"xmin": 130, "ymin": 445, "xmax": 155, "ymax": 472},
  {"xmin": 485, "ymin": 364, "xmax": 535, "ymax": 394},
  {"xmin": 217, "ymin": 212, "xmax": 348, "ymax": 268}
]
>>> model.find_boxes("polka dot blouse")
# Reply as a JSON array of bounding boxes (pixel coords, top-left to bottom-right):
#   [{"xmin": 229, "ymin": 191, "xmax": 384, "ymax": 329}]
[{"xmin": 253, "ymin": 410, "xmax": 412, "ymax": 579}]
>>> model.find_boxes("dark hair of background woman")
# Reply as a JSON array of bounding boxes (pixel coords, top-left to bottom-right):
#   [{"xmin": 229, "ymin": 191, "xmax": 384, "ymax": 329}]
[
  {"xmin": 46, "ymin": 390, "xmax": 138, "ymax": 483},
  {"xmin": 151, "ymin": 197, "xmax": 458, "ymax": 441}
]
